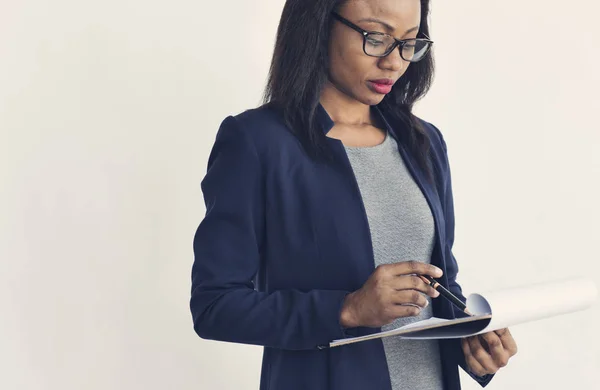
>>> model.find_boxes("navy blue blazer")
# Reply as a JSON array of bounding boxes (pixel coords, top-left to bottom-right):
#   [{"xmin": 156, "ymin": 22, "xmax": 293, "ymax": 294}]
[{"xmin": 190, "ymin": 102, "xmax": 495, "ymax": 389}]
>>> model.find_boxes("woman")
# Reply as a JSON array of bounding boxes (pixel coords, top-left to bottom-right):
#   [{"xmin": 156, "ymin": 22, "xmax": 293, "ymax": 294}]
[{"xmin": 190, "ymin": 0, "xmax": 517, "ymax": 389}]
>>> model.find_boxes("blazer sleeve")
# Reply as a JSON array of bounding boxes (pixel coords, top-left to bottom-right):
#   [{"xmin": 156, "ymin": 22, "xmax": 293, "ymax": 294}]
[
  {"xmin": 190, "ymin": 115, "xmax": 352, "ymax": 351},
  {"xmin": 435, "ymin": 125, "xmax": 495, "ymax": 387}
]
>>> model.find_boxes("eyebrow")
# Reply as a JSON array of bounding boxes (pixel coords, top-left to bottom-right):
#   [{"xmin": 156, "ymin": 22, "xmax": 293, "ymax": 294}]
[{"xmin": 358, "ymin": 17, "xmax": 419, "ymax": 36}]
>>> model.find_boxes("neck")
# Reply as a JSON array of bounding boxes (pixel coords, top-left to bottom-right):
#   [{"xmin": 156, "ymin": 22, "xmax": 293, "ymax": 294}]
[{"xmin": 319, "ymin": 81, "xmax": 373, "ymax": 126}]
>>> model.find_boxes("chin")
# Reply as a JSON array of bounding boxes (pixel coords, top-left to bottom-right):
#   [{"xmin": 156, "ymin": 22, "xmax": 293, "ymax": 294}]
[
  {"xmin": 345, "ymin": 86, "xmax": 386, "ymax": 106},
  {"xmin": 359, "ymin": 93, "xmax": 385, "ymax": 106}
]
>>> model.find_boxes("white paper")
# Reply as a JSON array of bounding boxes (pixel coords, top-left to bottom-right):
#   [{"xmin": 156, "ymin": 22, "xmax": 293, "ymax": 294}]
[
  {"xmin": 329, "ymin": 277, "xmax": 597, "ymax": 348},
  {"xmin": 466, "ymin": 276, "xmax": 598, "ymax": 335}
]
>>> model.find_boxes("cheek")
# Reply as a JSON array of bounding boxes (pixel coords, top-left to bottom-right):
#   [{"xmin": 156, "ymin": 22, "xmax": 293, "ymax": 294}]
[{"xmin": 330, "ymin": 48, "xmax": 374, "ymax": 88}]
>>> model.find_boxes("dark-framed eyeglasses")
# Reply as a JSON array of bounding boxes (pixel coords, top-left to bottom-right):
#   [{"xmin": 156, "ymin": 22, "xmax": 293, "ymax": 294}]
[{"xmin": 331, "ymin": 12, "xmax": 433, "ymax": 62}]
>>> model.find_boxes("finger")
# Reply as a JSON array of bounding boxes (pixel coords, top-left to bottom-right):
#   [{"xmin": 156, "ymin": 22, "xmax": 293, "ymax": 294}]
[
  {"xmin": 392, "ymin": 289, "xmax": 429, "ymax": 308},
  {"xmin": 388, "ymin": 303, "xmax": 422, "ymax": 319},
  {"xmin": 462, "ymin": 338, "xmax": 488, "ymax": 377},
  {"xmin": 480, "ymin": 332, "xmax": 509, "ymax": 368},
  {"xmin": 394, "ymin": 275, "xmax": 440, "ymax": 298},
  {"xmin": 417, "ymin": 275, "xmax": 442, "ymax": 297},
  {"xmin": 497, "ymin": 328, "xmax": 518, "ymax": 356},
  {"xmin": 468, "ymin": 334, "xmax": 499, "ymax": 374},
  {"xmin": 390, "ymin": 261, "xmax": 443, "ymax": 278}
]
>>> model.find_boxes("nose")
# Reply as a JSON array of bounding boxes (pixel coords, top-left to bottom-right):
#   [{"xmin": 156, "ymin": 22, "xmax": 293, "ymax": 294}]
[{"xmin": 378, "ymin": 46, "xmax": 406, "ymax": 72}]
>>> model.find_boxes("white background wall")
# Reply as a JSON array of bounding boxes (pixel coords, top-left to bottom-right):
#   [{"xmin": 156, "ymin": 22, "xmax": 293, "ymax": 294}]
[{"xmin": 1, "ymin": 0, "xmax": 598, "ymax": 389}]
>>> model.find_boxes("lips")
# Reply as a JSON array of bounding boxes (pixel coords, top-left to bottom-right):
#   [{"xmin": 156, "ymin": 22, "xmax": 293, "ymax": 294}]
[
  {"xmin": 370, "ymin": 79, "xmax": 394, "ymax": 85},
  {"xmin": 367, "ymin": 79, "xmax": 395, "ymax": 94}
]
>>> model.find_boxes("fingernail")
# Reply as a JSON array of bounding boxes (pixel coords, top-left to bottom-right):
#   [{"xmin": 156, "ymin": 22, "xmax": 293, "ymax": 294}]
[
  {"xmin": 424, "ymin": 300, "xmax": 429, "ymax": 307},
  {"xmin": 434, "ymin": 267, "xmax": 443, "ymax": 276}
]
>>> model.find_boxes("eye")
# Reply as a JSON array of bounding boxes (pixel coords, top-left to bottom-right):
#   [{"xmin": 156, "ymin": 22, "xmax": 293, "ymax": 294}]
[{"xmin": 366, "ymin": 37, "xmax": 384, "ymax": 46}]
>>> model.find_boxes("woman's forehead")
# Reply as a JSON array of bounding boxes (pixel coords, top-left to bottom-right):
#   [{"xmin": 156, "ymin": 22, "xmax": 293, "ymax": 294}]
[{"xmin": 341, "ymin": 0, "xmax": 421, "ymax": 32}]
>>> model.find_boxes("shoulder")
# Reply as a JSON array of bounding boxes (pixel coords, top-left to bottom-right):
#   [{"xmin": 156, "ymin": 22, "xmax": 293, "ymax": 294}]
[
  {"xmin": 234, "ymin": 102, "xmax": 285, "ymax": 128},
  {"xmin": 217, "ymin": 103, "xmax": 299, "ymax": 153},
  {"xmin": 210, "ymin": 103, "xmax": 308, "ymax": 174},
  {"xmin": 232, "ymin": 103, "xmax": 293, "ymax": 140},
  {"xmin": 410, "ymin": 114, "xmax": 450, "ymax": 169},
  {"xmin": 410, "ymin": 115, "xmax": 452, "ymax": 188},
  {"xmin": 413, "ymin": 114, "xmax": 448, "ymax": 153}
]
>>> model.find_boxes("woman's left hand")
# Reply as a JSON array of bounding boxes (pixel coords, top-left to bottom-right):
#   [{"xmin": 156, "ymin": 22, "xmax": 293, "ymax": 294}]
[{"xmin": 461, "ymin": 328, "xmax": 518, "ymax": 377}]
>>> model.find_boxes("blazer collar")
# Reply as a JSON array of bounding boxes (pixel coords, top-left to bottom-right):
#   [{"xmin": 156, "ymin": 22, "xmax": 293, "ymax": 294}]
[
  {"xmin": 316, "ymin": 102, "xmax": 394, "ymax": 137},
  {"xmin": 315, "ymin": 102, "xmax": 335, "ymax": 135}
]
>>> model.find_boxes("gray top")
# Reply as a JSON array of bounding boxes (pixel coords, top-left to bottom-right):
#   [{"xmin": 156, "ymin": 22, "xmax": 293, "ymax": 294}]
[{"xmin": 344, "ymin": 130, "xmax": 444, "ymax": 390}]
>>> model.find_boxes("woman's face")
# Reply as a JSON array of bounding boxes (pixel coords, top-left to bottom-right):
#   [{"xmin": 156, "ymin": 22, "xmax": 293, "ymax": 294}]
[{"xmin": 328, "ymin": 0, "xmax": 422, "ymax": 106}]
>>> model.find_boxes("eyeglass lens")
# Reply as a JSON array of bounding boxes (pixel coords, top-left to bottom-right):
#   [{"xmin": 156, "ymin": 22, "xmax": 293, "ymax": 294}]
[{"xmin": 365, "ymin": 33, "xmax": 430, "ymax": 61}]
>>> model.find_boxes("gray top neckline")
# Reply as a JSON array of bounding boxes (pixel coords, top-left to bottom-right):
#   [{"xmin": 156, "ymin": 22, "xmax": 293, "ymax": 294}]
[{"xmin": 343, "ymin": 129, "xmax": 391, "ymax": 151}]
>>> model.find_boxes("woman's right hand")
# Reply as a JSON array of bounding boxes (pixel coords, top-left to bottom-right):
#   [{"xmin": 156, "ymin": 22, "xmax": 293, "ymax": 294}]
[{"xmin": 339, "ymin": 261, "xmax": 443, "ymax": 328}]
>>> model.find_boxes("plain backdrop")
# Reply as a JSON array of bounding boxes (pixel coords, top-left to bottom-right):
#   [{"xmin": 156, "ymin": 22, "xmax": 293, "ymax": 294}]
[{"xmin": 1, "ymin": 0, "xmax": 599, "ymax": 389}]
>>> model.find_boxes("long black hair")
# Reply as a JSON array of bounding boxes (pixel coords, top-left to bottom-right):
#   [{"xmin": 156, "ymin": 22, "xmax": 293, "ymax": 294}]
[{"xmin": 262, "ymin": 0, "xmax": 436, "ymax": 184}]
